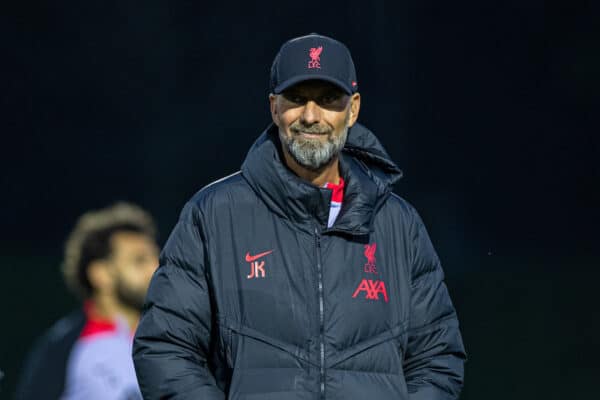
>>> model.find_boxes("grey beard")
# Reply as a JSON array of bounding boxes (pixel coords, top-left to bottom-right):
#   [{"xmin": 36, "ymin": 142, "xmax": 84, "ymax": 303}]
[{"xmin": 280, "ymin": 125, "xmax": 348, "ymax": 171}]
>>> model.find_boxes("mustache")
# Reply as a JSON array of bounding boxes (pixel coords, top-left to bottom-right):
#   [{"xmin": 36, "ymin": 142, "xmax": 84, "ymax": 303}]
[{"xmin": 290, "ymin": 122, "xmax": 332, "ymax": 135}]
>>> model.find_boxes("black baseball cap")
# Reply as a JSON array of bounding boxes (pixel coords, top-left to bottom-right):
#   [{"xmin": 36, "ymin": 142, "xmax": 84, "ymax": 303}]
[{"xmin": 270, "ymin": 33, "xmax": 358, "ymax": 95}]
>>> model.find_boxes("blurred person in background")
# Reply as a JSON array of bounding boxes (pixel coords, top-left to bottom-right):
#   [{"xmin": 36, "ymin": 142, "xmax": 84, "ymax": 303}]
[{"xmin": 15, "ymin": 202, "xmax": 159, "ymax": 400}]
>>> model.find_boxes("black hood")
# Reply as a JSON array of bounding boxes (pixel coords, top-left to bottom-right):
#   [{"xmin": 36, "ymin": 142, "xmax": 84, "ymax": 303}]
[{"xmin": 241, "ymin": 123, "xmax": 403, "ymax": 235}]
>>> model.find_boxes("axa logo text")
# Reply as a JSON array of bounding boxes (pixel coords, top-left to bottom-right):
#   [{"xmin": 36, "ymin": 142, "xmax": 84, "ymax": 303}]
[{"xmin": 352, "ymin": 279, "xmax": 389, "ymax": 302}]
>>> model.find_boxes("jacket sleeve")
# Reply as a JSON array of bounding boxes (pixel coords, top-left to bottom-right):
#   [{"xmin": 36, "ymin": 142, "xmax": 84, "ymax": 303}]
[
  {"xmin": 402, "ymin": 209, "xmax": 467, "ymax": 400},
  {"xmin": 133, "ymin": 202, "xmax": 225, "ymax": 400},
  {"xmin": 14, "ymin": 310, "xmax": 86, "ymax": 400}
]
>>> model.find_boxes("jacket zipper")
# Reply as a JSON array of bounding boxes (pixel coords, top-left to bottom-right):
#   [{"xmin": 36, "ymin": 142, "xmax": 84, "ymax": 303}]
[{"xmin": 314, "ymin": 227, "xmax": 325, "ymax": 399}]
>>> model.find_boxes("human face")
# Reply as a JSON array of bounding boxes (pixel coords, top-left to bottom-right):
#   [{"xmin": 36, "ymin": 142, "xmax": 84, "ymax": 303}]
[
  {"xmin": 270, "ymin": 80, "xmax": 361, "ymax": 171},
  {"xmin": 108, "ymin": 231, "xmax": 159, "ymax": 312}
]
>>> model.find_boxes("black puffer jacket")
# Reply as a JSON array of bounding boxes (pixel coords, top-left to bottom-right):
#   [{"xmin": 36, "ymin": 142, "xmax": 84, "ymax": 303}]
[{"xmin": 133, "ymin": 123, "xmax": 466, "ymax": 399}]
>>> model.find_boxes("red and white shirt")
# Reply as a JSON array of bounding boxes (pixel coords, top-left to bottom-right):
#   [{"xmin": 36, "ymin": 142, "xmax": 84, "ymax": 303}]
[
  {"xmin": 325, "ymin": 177, "xmax": 344, "ymax": 228},
  {"xmin": 61, "ymin": 303, "xmax": 141, "ymax": 400}
]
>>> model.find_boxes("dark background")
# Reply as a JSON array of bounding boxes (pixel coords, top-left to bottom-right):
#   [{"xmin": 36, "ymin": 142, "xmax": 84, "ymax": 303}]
[{"xmin": 1, "ymin": 1, "xmax": 598, "ymax": 398}]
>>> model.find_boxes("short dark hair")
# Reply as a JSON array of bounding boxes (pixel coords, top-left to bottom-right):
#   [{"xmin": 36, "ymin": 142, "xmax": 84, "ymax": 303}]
[{"xmin": 62, "ymin": 202, "xmax": 157, "ymax": 298}]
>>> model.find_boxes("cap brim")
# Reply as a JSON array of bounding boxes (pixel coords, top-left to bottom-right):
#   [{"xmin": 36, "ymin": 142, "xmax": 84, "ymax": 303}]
[{"xmin": 273, "ymin": 74, "xmax": 353, "ymax": 95}]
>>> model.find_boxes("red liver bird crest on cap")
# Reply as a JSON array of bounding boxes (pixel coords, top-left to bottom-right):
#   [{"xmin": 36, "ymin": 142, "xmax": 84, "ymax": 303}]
[{"xmin": 308, "ymin": 46, "xmax": 323, "ymax": 69}]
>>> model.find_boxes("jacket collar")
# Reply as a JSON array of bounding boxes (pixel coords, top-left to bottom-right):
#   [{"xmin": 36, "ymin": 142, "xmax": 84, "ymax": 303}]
[{"xmin": 241, "ymin": 123, "xmax": 402, "ymax": 235}]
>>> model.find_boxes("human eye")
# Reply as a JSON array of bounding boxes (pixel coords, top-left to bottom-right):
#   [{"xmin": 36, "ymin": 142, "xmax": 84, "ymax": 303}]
[
  {"xmin": 318, "ymin": 92, "xmax": 343, "ymax": 105},
  {"xmin": 132, "ymin": 254, "xmax": 146, "ymax": 266},
  {"xmin": 282, "ymin": 92, "xmax": 305, "ymax": 104}
]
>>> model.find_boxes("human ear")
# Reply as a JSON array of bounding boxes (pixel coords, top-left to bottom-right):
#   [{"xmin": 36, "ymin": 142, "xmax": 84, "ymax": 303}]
[
  {"xmin": 348, "ymin": 93, "xmax": 361, "ymax": 127},
  {"xmin": 87, "ymin": 260, "xmax": 113, "ymax": 293},
  {"xmin": 269, "ymin": 94, "xmax": 280, "ymax": 127}
]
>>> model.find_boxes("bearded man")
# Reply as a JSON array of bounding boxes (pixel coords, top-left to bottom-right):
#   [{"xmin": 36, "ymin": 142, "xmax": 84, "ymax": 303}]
[
  {"xmin": 133, "ymin": 33, "xmax": 466, "ymax": 400},
  {"xmin": 16, "ymin": 203, "xmax": 159, "ymax": 400}
]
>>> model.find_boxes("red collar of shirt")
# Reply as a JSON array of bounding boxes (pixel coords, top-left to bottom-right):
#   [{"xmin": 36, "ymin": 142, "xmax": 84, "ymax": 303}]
[
  {"xmin": 80, "ymin": 300, "xmax": 117, "ymax": 338},
  {"xmin": 325, "ymin": 177, "xmax": 344, "ymax": 203}
]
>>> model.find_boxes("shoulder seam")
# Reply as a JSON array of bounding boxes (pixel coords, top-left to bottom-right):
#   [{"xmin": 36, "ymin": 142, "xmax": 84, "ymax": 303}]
[
  {"xmin": 187, "ymin": 170, "xmax": 245, "ymax": 208},
  {"xmin": 199, "ymin": 171, "xmax": 243, "ymax": 193}
]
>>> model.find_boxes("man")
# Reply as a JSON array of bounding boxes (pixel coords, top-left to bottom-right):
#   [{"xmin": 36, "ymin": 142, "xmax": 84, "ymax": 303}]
[
  {"xmin": 15, "ymin": 202, "xmax": 159, "ymax": 400},
  {"xmin": 133, "ymin": 33, "xmax": 466, "ymax": 399}
]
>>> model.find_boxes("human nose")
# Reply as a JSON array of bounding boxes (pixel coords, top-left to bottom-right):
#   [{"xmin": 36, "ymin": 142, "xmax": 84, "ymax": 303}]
[
  {"xmin": 300, "ymin": 100, "xmax": 321, "ymax": 125},
  {"xmin": 147, "ymin": 256, "xmax": 159, "ymax": 274}
]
